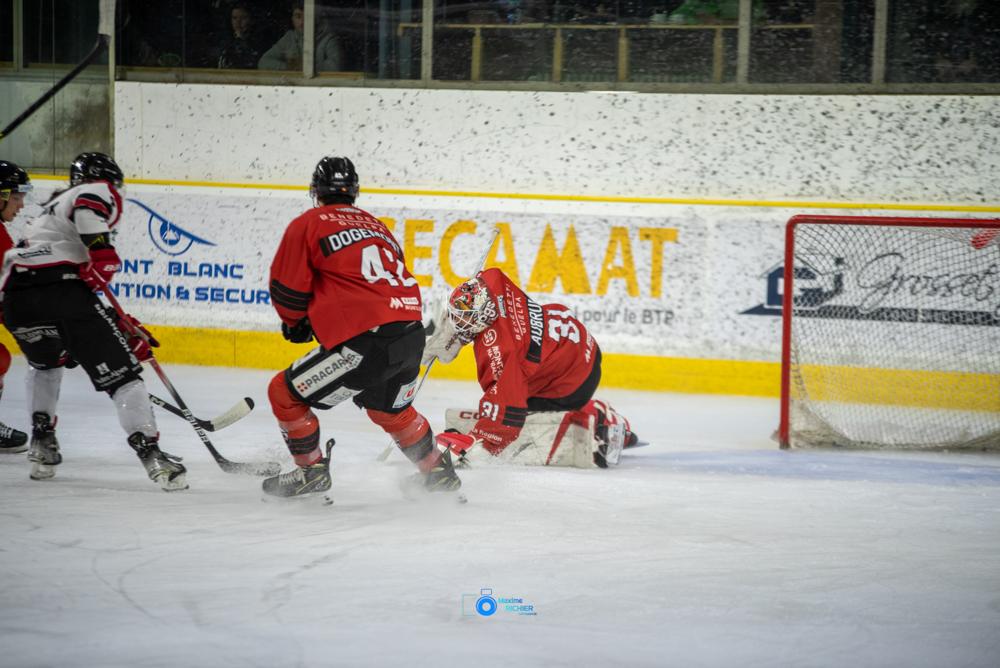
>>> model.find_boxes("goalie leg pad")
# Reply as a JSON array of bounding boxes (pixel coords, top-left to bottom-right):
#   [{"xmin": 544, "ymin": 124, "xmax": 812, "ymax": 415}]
[{"xmin": 444, "ymin": 408, "xmax": 596, "ymax": 468}]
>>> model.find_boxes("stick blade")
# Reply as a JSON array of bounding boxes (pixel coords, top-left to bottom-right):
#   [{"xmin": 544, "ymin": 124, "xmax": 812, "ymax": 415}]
[
  {"xmin": 218, "ymin": 459, "xmax": 282, "ymax": 477},
  {"xmin": 202, "ymin": 397, "xmax": 255, "ymax": 431}
]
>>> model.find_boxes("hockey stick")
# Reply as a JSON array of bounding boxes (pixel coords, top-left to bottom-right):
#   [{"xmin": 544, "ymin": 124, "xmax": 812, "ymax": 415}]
[
  {"xmin": 1, "ymin": 0, "xmax": 117, "ymax": 142},
  {"xmin": 377, "ymin": 227, "xmax": 500, "ymax": 462},
  {"xmin": 143, "ymin": 357, "xmax": 279, "ymax": 476},
  {"xmin": 148, "ymin": 393, "xmax": 255, "ymax": 432},
  {"xmin": 96, "ymin": 281, "xmax": 280, "ymax": 476}
]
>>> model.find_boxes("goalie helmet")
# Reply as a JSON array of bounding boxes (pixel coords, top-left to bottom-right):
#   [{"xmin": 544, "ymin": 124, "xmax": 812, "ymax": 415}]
[
  {"xmin": 448, "ymin": 276, "xmax": 497, "ymax": 339},
  {"xmin": 0, "ymin": 161, "xmax": 32, "ymax": 202},
  {"xmin": 310, "ymin": 156, "xmax": 359, "ymax": 204},
  {"xmin": 70, "ymin": 152, "xmax": 124, "ymax": 189}
]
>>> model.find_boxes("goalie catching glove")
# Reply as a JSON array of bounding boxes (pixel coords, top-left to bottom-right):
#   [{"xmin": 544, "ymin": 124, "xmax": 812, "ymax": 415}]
[
  {"xmin": 116, "ymin": 314, "xmax": 159, "ymax": 362},
  {"xmin": 421, "ymin": 301, "xmax": 464, "ymax": 366}
]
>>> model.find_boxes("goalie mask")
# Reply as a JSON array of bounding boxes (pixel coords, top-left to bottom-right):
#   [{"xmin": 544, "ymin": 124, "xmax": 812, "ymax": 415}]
[{"xmin": 448, "ymin": 277, "xmax": 497, "ymax": 339}]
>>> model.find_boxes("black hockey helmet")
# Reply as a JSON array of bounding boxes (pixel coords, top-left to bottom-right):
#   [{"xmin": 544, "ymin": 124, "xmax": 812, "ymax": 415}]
[
  {"xmin": 70, "ymin": 152, "xmax": 124, "ymax": 189},
  {"xmin": 310, "ymin": 156, "xmax": 359, "ymax": 204},
  {"xmin": 0, "ymin": 160, "xmax": 32, "ymax": 201}
]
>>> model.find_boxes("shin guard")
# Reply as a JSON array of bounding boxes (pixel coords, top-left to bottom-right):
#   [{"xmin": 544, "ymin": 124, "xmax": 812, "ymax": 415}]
[
  {"xmin": 368, "ymin": 407, "xmax": 436, "ymax": 471},
  {"xmin": 269, "ymin": 372, "xmax": 321, "ymax": 466}
]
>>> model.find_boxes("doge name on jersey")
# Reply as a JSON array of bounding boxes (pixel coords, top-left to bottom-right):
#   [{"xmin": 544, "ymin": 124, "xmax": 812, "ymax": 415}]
[{"xmin": 318, "ymin": 223, "xmax": 401, "ymax": 258}]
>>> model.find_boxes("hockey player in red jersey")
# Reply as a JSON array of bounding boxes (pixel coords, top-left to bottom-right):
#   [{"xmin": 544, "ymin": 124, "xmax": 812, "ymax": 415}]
[
  {"xmin": 0, "ymin": 161, "xmax": 31, "ymax": 452},
  {"xmin": 263, "ymin": 156, "xmax": 462, "ymax": 499},
  {"xmin": 424, "ymin": 268, "xmax": 640, "ymax": 467},
  {"xmin": 0, "ymin": 153, "xmax": 186, "ymax": 490}
]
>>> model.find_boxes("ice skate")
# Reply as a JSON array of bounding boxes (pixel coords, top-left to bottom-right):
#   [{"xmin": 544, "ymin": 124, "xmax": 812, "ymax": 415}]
[
  {"xmin": 422, "ymin": 447, "xmax": 463, "ymax": 492},
  {"xmin": 128, "ymin": 432, "xmax": 188, "ymax": 492},
  {"xmin": 28, "ymin": 412, "xmax": 61, "ymax": 479},
  {"xmin": 400, "ymin": 446, "xmax": 466, "ymax": 503},
  {"xmin": 262, "ymin": 439, "xmax": 333, "ymax": 502},
  {"xmin": 0, "ymin": 420, "xmax": 28, "ymax": 454}
]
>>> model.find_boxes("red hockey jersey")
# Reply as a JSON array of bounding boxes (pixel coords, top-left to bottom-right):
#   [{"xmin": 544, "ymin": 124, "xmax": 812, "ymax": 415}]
[
  {"xmin": 269, "ymin": 203, "xmax": 421, "ymax": 348},
  {"xmin": 0, "ymin": 225, "xmax": 14, "ymax": 259},
  {"xmin": 468, "ymin": 268, "xmax": 598, "ymax": 452}
]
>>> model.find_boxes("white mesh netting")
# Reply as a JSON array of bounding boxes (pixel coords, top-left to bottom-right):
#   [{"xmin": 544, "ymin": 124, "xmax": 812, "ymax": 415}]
[{"xmin": 784, "ymin": 218, "xmax": 1000, "ymax": 450}]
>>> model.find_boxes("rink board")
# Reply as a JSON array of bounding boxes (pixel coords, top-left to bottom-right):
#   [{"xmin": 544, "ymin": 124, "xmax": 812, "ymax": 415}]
[{"xmin": 9, "ymin": 177, "xmax": 999, "ymax": 397}]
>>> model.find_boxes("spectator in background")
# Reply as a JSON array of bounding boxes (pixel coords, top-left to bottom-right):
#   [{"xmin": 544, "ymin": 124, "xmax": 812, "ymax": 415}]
[
  {"xmin": 258, "ymin": 1, "xmax": 343, "ymax": 72},
  {"xmin": 218, "ymin": 3, "xmax": 267, "ymax": 69}
]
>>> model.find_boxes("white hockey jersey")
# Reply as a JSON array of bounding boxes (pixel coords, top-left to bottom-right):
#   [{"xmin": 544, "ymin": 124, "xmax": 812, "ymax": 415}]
[{"xmin": 0, "ymin": 181, "xmax": 122, "ymax": 290}]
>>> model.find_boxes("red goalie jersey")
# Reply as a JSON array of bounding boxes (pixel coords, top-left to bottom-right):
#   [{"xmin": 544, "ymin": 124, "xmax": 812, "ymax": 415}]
[
  {"xmin": 269, "ymin": 204, "xmax": 421, "ymax": 348},
  {"xmin": 468, "ymin": 268, "xmax": 598, "ymax": 452}
]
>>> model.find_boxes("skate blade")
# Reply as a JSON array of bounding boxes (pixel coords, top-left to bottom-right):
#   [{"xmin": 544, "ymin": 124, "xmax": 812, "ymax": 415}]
[
  {"xmin": 29, "ymin": 463, "xmax": 57, "ymax": 480},
  {"xmin": 152, "ymin": 473, "xmax": 189, "ymax": 492},
  {"xmin": 398, "ymin": 476, "xmax": 467, "ymax": 505},
  {"xmin": 261, "ymin": 492, "xmax": 334, "ymax": 506},
  {"xmin": 0, "ymin": 445, "xmax": 28, "ymax": 454}
]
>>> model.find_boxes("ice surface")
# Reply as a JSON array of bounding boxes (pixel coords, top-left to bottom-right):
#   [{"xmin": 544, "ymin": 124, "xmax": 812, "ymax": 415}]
[{"xmin": 1, "ymin": 359, "xmax": 999, "ymax": 667}]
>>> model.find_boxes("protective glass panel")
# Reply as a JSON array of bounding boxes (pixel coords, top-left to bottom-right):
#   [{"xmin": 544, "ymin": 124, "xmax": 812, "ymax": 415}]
[
  {"xmin": 23, "ymin": 0, "xmax": 102, "ymax": 66},
  {"xmin": 316, "ymin": 0, "xmax": 423, "ymax": 79},
  {"xmin": 630, "ymin": 23, "xmax": 738, "ymax": 83},
  {"xmin": 887, "ymin": 0, "xmax": 1000, "ymax": 83},
  {"xmin": 433, "ymin": 1, "xmax": 558, "ymax": 82},
  {"xmin": 749, "ymin": 1, "xmax": 874, "ymax": 84},
  {"xmin": 1, "ymin": 0, "xmax": 13, "ymax": 65}
]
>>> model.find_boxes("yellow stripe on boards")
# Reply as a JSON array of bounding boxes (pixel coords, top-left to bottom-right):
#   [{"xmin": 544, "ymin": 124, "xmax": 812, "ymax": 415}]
[
  {"xmin": 26, "ymin": 173, "xmax": 1000, "ymax": 213},
  {"xmin": 2, "ymin": 323, "xmax": 995, "ymax": 407},
  {"xmin": 0, "ymin": 323, "xmax": 779, "ymax": 395},
  {"xmin": 795, "ymin": 365, "xmax": 1000, "ymax": 413}
]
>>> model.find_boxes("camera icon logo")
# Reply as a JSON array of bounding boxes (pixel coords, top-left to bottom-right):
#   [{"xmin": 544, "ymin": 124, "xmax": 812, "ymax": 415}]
[{"xmin": 475, "ymin": 589, "xmax": 498, "ymax": 617}]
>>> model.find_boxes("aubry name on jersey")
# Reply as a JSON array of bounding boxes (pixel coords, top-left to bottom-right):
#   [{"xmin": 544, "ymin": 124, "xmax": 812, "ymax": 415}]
[
  {"xmin": 319, "ymin": 225, "xmax": 401, "ymax": 258},
  {"xmin": 527, "ymin": 299, "xmax": 544, "ymax": 356}
]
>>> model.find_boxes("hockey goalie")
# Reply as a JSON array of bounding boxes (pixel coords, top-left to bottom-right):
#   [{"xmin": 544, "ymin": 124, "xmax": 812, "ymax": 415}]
[{"xmin": 423, "ymin": 268, "xmax": 642, "ymax": 468}]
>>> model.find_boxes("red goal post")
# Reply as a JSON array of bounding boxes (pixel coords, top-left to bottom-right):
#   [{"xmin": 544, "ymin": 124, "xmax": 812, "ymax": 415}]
[{"xmin": 778, "ymin": 215, "xmax": 1000, "ymax": 450}]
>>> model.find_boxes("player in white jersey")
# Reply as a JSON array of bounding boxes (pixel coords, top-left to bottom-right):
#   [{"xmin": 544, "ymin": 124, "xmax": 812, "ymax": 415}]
[{"xmin": 0, "ymin": 153, "xmax": 187, "ymax": 491}]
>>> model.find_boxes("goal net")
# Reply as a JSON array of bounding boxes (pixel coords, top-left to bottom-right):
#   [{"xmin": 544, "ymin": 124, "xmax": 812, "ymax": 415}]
[{"xmin": 777, "ymin": 215, "xmax": 1000, "ymax": 450}]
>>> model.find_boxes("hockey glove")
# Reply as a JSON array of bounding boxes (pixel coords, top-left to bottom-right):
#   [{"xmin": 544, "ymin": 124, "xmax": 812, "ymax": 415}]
[
  {"xmin": 80, "ymin": 246, "xmax": 122, "ymax": 291},
  {"xmin": 282, "ymin": 318, "xmax": 314, "ymax": 343},
  {"xmin": 117, "ymin": 314, "xmax": 159, "ymax": 362},
  {"xmin": 421, "ymin": 311, "xmax": 464, "ymax": 366},
  {"xmin": 435, "ymin": 431, "xmax": 481, "ymax": 457}
]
